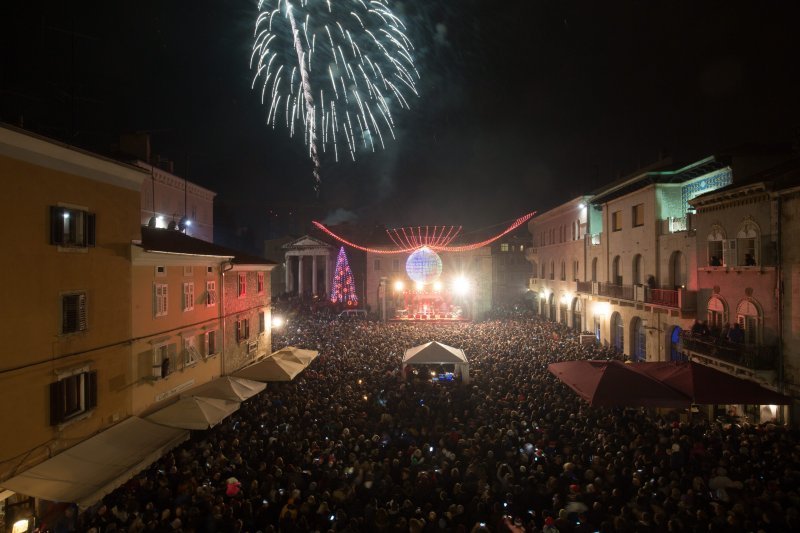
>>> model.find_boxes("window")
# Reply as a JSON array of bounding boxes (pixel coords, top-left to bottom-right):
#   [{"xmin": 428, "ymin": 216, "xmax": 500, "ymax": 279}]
[
  {"xmin": 392, "ymin": 259, "xmax": 400, "ymax": 271},
  {"xmin": 206, "ymin": 266, "xmax": 214, "ymax": 275},
  {"xmin": 550, "ymin": 261, "xmax": 555, "ymax": 280},
  {"xmin": 257, "ymin": 272, "xmax": 265, "ymax": 294},
  {"xmin": 736, "ymin": 299, "xmax": 761, "ymax": 344},
  {"xmin": 155, "ymin": 265, "xmax": 166, "ymax": 277},
  {"xmin": 205, "ymin": 330, "xmax": 218, "ymax": 357},
  {"xmin": 374, "ymin": 259, "xmax": 381, "ymax": 271},
  {"xmin": 560, "ymin": 261, "xmax": 566, "ymax": 281},
  {"xmin": 612, "ymin": 210, "xmax": 622, "ymax": 231},
  {"xmin": 206, "ymin": 281, "xmax": 217, "ymax": 306},
  {"xmin": 632, "ymin": 204, "xmax": 644, "ymax": 227},
  {"xmin": 154, "ymin": 283, "xmax": 168, "ymax": 317},
  {"xmin": 707, "ymin": 226, "xmax": 725, "ymax": 267},
  {"xmin": 183, "ymin": 282, "xmax": 195, "ymax": 311},
  {"xmin": 183, "ymin": 266, "xmax": 193, "ymax": 276},
  {"xmin": 501, "ymin": 243, "xmax": 509, "ymax": 252},
  {"xmin": 50, "ymin": 370, "xmax": 97, "ymax": 425},
  {"xmin": 50, "ymin": 206, "xmax": 96, "ymax": 248},
  {"xmin": 184, "ymin": 335, "xmax": 200, "ymax": 367},
  {"xmin": 238, "ymin": 273, "xmax": 247, "ymax": 298},
  {"xmin": 541, "ymin": 264, "xmax": 546, "ymax": 279},
  {"xmin": 707, "ymin": 296, "xmax": 727, "ymax": 330},
  {"xmin": 152, "ymin": 343, "xmax": 175, "ymax": 378},
  {"xmin": 236, "ymin": 317, "xmax": 250, "ymax": 343},
  {"xmin": 61, "ymin": 292, "xmax": 87, "ymax": 334},
  {"xmin": 259, "ymin": 311, "xmax": 266, "ymax": 334},
  {"xmin": 737, "ymin": 220, "xmax": 759, "ymax": 266},
  {"xmin": 573, "ymin": 260, "xmax": 579, "ymax": 281}
]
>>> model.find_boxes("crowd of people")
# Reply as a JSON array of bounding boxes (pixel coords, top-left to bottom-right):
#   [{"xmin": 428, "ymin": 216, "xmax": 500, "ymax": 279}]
[{"xmin": 68, "ymin": 314, "xmax": 799, "ymax": 533}]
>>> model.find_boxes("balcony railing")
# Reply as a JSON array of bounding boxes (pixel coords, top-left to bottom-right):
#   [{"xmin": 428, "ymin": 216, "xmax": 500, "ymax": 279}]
[
  {"xmin": 680, "ymin": 332, "xmax": 776, "ymax": 371},
  {"xmin": 597, "ymin": 282, "xmax": 635, "ymax": 300},
  {"xmin": 576, "ymin": 280, "xmax": 593, "ymax": 293},
  {"xmin": 646, "ymin": 288, "xmax": 679, "ymax": 307}
]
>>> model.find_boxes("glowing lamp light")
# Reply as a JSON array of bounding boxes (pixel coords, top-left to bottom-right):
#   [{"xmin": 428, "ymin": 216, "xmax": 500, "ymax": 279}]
[
  {"xmin": 578, "ymin": 202, "xmax": 586, "ymax": 209},
  {"xmin": 561, "ymin": 292, "xmax": 573, "ymax": 304},
  {"xmin": 453, "ymin": 276, "xmax": 471, "ymax": 296},
  {"xmin": 12, "ymin": 520, "xmax": 29, "ymax": 533},
  {"xmin": 543, "ymin": 288, "xmax": 551, "ymax": 298},
  {"xmin": 393, "ymin": 280, "xmax": 405, "ymax": 292},
  {"xmin": 433, "ymin": 280, "xmax": 443, "ymax": 292},
  {"xmin": 414, "ymin": 281, "xmax": 425, "ymax": 292},
  {"xmin": 63, "ymin": 212, "xmax": 70, "ymax": 219},
  {"xmin": 594, "ymin": 302, "xmax": 611, "ymax": 317},
  {"xmin": 271, "ymin": 315, "xmax": 285, "ymax": 329}
]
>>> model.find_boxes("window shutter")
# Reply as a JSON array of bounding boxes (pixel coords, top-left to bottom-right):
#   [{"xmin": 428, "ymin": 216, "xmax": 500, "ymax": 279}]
[
  {"xmin": 86, "ymin": 213, "xmax": 96, "ymax": 246},
  {"xmin": 78, "ymin": 293, "xmax": 87, "ymax": 331},
  {"xmin": 86, "ymin": 371, "xmax": 98, "ymax": 409},
  {"xmin": 50, "ymin": 380, "xmax": 65, "ymax": 425},
  {"xmin": 245, "ymin": 318, "xmax": 250, "ymax": 339},
  {"xmin": 50, "ymin": 206, "xmax": 65, "ymax": 245},
  {"xmin": 235, "ymin": 321, "xmax": 241, "ymax": 343}
]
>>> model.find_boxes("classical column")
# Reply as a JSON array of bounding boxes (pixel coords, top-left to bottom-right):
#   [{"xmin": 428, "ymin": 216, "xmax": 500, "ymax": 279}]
[
  {"xmin": 297, "ymin": 255, "xmax": 305, "ymax": 295},
  {"xmin": 324, "ymin": 253, "xmax": 330, "ymax": 296},
  {"xmin": 312, "ymin": 255, "xmax": 318, "ymax": 295},
  {"xmin": 285, "ymin": 254, "xmax": 292, "ymax": 293}
]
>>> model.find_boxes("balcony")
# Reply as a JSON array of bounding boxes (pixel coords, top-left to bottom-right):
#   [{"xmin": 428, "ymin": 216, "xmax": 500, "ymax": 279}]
[
  {"xmin": 597, "ymin": 282, "xmax": 635, "ymax": 300},
  {"xmin": 576, "ymin": 280, "xmax": 593, "ymax": 293},
  {"xmin": 525, "ymin": 247, "xmax": 539, "ymax": 263},
  {"xmin": 680, "ymin": 332, "xmax": 777, "ymax": 372},
  {"xmin": 660, "ymin": 213, "xmax": 695, "ymax": 235},
  {"xmin": 646, "ymin": 288, "xmax": 678, "ymax": 307}
]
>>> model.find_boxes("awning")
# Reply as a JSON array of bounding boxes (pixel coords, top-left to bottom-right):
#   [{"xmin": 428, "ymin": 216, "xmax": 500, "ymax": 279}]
[
  {"xmin": 271, "ymin": 346, "xmax": 319, "ymax": 366},
  {"xmin": 146, "ymin": 396, "xmax": 240, "ymax": 430},
  {"xmin": 548, "ymin": 360, "xmax": 691, "ymax": 408},
  {"xmin": 180, "ymin": 376, "xmax": 265, "ymax": 402},
  {"xmin": 0, "ymin": 417, "xmax": 187, "ymax": 509},
  {"xmin": 233, "ymin": 354, "xmax": 305, "ymax": 382}
]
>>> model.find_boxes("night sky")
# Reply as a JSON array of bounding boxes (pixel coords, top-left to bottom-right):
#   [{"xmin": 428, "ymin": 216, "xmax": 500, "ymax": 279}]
[{"xmin": 4, "ymin": 1, "xmax": 800, "ymax": 250}]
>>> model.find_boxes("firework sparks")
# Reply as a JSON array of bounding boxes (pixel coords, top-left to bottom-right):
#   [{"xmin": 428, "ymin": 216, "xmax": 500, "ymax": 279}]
[{"xmin": 251, "ymin": 0, "xmax": 419, "ymax": 191}]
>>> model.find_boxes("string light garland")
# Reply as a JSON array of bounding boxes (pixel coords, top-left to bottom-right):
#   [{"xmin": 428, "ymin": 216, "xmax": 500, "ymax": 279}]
[{"xmin": 312, "ymin": 211, "xmax": 536, "ymax": 254}]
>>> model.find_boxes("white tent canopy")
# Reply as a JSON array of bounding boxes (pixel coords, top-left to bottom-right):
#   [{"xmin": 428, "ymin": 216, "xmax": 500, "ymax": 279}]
[
  {"xmin": 271, "ymin": 346, "xmax": 319, "ymax": 366},
  {"xmin": 402, "ymin": 341, "xmax": 470, "ymax": 384},
  {"xmin": 181, "ymin": 376, "xmax": 265, "ymax": 402},
  {"xmin": 0, "ymin": 417, "xmax": 187, "ymax": 509},
  {"xmin": 233, "ymin": 354, "xmax": 305, "ymax": 382},
  {"xmin": 146, "ymin": 396, "xmax": 240, "ymax": 430}
]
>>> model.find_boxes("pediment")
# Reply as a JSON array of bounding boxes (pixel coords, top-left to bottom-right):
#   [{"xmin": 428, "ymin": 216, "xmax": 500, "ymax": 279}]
[{"xmin": 282, "ymin": 235, "xmax": 335, "ymax": 250}]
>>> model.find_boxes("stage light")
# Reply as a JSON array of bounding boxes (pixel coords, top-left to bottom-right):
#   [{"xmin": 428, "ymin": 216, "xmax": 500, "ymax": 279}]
[
  {"xmin": 433, "ymin": 281, "xmax": 443, "ymax": 292},
  {"xmin": 393, "ymin": 280, "xmax": 405, "ymax": 292},
  {"xmin": 271, "ymin": 315, "xmax": 285, "ymax": 329},
  {"xmin": 453, "ymin": 276, "xmax": 471, "ymax": 296},
  {"xmin": 414, "ymin": 281, "xmax": 425, "ymax": 292},
  {"xmin": 578, "ymin": 202, "xmax": 586, "ymax": 209}
]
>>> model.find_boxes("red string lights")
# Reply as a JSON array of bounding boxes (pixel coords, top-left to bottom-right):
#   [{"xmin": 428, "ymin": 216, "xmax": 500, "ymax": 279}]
[{"xmin": 312, "ymin": 211, "xmax": 536, "ymax": 254}]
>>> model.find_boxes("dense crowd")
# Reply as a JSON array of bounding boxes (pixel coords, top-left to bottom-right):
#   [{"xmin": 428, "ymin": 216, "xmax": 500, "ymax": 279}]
[{"xmin": 69, "ymin": 315, "xmax": 800, "ymax": 533}]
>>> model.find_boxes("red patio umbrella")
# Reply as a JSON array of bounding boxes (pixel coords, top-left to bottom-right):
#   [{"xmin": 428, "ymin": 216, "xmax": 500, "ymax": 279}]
[
  {"xmin": 548, "ymin": 360, "xmax": 691, "ymax": 408},
  {"xmin": 632, "ymin": 361, "xmax": 792, "ymax": 405}
]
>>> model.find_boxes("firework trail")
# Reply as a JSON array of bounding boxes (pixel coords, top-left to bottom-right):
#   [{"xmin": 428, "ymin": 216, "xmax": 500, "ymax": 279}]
[{"xmin": 251, "ymin": 0, "xmax": 419, "ymax": 192}]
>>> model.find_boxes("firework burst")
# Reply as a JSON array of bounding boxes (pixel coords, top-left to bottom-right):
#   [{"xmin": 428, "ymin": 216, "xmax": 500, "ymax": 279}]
[{"xmin": 251, "ymin": 0, "xmax": 419, "ymax": 191}]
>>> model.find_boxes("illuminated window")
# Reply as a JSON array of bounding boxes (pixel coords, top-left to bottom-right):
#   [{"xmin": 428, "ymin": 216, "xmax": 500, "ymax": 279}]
[
  {"xmin": 154, "ymin": 283, "xmax": 168, "ymax": 317},
  {"xmin": 736, "ymin": 220, "xmax": 759, "ymax": 266},
  {"xmin": 236, "ymin": 317, "xmax": 250, "ymax": 343},
  {"xmin": 183, "ymin": 282, "xmax": 195, "ymax": 312},
  {"xmin": 501, "ymin": 243, "xmax": 509, "ymax": 252},
  {"xmin": 50, "ymin": 206, "xmax": 96, "ymax": 248},
  {"xmin": 206, "ymin": 280, "xmax": 217, "ymax": 306},
  {"xmin": 238, "ymin": 273, "xmax": 247, "ymax": 298},
  {"xmin": 50, "ymin": 370, "xmax": 97, "ymax": 425},
  {"xmin": 205, "ymin": 330, "xmax": 218, "ymax": 357},
  {"xmin": 257, "ymin": 272, "xmax": 265, "ymax": 294},
  {"xmin": 61, "ymin": 292, "xmax": 87, "ymax": 334},
  {"xmin": 632, "ymin": 204, "xmax": 644, "ymax": 227},
  {"xmin": 612, "ymin": 211, "xmax": 622, "ymax": 231},
  {"xmin": 152, "ymin": 343, "xmax": 175, "ymax": 378},
  {"xmin": 707, "ymin": 226, "xmax": 725, "ymax": 266},
  {"xmin": 184, "ymin": 335, "xmax": 200, "ymax": 366}
]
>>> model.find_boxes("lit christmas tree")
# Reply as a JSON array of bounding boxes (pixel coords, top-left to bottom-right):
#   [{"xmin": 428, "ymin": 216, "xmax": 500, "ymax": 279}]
[{"xmin": 330, "ymin": 246, "xmax": 358, "ymax": 306}]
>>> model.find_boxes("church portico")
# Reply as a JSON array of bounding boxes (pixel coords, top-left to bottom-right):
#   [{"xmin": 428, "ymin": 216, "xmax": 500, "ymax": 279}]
[{"xmin": 282, "ymin": 236, "xmax": 336, "ymax": 297}]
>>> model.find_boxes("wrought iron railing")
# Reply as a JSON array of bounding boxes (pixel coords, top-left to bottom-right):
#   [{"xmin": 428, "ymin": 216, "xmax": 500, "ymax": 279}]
[
  {"xmin": 576, "ymin": 281, "xmax": 593, "ymax": 293},
  {"xmin": 680, "ymin": 332, "xmax": 776, "ymax": 370},
  {"xmin": 646, "ymin": 288, "xmax": 679, "ymax": 307},
  {"xmin": 597, "ymin": 282, "xmax": 634, "ymax": 300}
]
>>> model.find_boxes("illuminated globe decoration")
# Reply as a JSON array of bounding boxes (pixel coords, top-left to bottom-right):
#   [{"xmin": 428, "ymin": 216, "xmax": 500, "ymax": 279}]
[{"xmin": 405, "ymin": 247, "xmax": 443, "ymax": 284}]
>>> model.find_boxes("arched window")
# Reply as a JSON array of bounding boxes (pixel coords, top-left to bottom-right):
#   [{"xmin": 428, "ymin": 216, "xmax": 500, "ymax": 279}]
[
  {"xmin": 670, "ymin": 326, "xmax": 686, "ymax": 362},
  {"xmin": 572, "ymin": 298, "xmax": 582, "ymax": 330},
  {"xmin": 707, "ymin": 225, "xmax": 725, "ymax": 267},
  {"xmin": 541, "ymin": 263, "xmax": 546, "ymax": 279},
  {"xmin": 707, "ymin": 296, "xmax": 727, "ymax": 332},
  {"xmin": 560, "ymin": 261, "xmax": 566, "ymax": 281},
  {"xmin": 632, "ymin": 254, "xmax": 643, "ymax": 285},
  {"xmin": 591, "ymin": 258, "xmax": 598, "ymax": 282},
  {"xmin": 550, "ymin": 261, "xmax": 555, "ymax": 280},
  {"xmin": 572, "ymin": 259, "xmax": 580, "ymax": 281},
  {"xmin": 631, "ymin": 317, "xmax": 646, "ymax": 362},
  {"xmin": 736, "ymin": 298, "xmax": 762, "ymax": 344},
  {"xmin": 610, "ymin": 312, "xmax": 624, "ymax": 353},
  {"xmin": 531, "ymin": 261, "xmax": 538, "ymax": 279},
  {"xmin": 548, "ymin": 293, "xmax": 556, "ymax": 321},
  {"xmin": 737, "ymin": 220, "xmax": 760, "ymax": 266},
  {"xmin": 612, "ymin": 255, "xmax": 621, "ymax": 285},
  {"xmin": 670, "ymin": 251, "xmax": 686, "ymax": 288}
]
